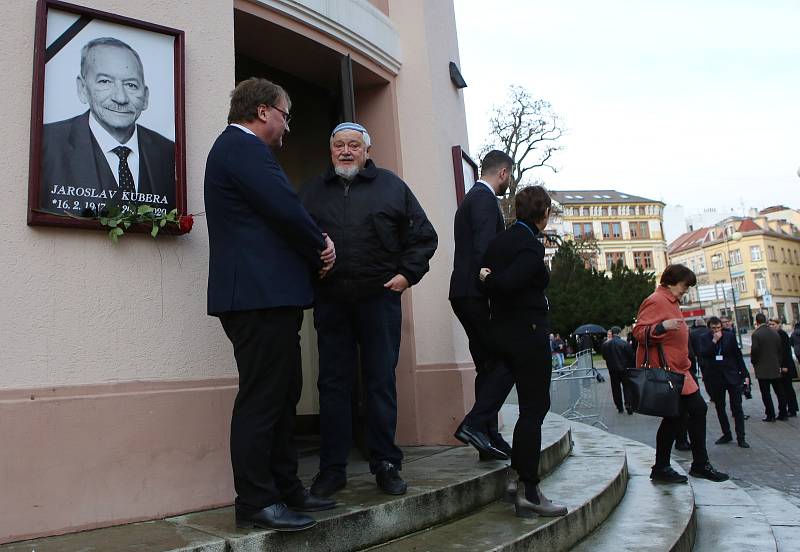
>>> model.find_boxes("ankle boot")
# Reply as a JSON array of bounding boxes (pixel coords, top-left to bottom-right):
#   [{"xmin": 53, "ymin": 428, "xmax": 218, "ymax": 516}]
[
  {"xmin": 503, "ymin": 468, "xmax": 518, "ymax": 503},
  {"xmin": 514, "ymin": 481, "xmax": 568, "ymax": 518}
]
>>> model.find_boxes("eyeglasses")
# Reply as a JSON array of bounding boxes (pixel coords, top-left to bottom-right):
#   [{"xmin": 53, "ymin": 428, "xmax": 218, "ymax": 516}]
[{"xmin": 270, "ymin": 105, "xmax": 291, "ymax": 125}]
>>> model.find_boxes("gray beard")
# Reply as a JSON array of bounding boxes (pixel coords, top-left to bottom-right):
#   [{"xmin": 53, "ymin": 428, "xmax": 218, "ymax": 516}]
[{"xmin": 334, "ymin": 165, "xmax": 360, "ymax": 180}]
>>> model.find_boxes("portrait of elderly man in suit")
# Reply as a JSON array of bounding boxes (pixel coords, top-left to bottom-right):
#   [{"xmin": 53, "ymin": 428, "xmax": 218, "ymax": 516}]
[{"xmin": 40, "ymin": 37, "xmax": 175, "ymax": 216}]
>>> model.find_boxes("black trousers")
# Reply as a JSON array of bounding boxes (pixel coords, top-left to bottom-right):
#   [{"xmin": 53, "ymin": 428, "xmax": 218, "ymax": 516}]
[
  {"xmin": 608, "ymin": 370, "xmax": 633, "ymax": 411},
  {"xmin": 655, "ymin": 391, "xmax": 709, "ymax": 470},
  {"xmin": 758, "ymin": 378, "xmax": 787, "ymax": 418},
  {"xmin": 710, "ymin": 382, "xmax": 745, "ymax": 440},
  {"xmin": 494, "ymin": 319, "xmax": 551, "ymax": 485},
  {"xmin": 314, "ymin": 289, "xmax": 403, "ymax": 474},
  {"xmin": 781, "ymin": 373, "xmax": 798, "ymax": 414},
  {"xmin": 451, "ymin": 298, "xmax": 515, "ymax": 437},
  {"xmin": 220, "ymin": 307, "xmax": 304, "ymax": 513}
]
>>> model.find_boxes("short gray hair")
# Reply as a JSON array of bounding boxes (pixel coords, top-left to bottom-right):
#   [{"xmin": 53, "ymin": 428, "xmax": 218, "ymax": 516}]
[{"xmin": 80, "ymin": 37, "xmax": 144, "ymax": 81}]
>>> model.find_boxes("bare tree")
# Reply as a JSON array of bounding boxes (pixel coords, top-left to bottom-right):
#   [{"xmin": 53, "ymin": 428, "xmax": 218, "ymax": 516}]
[{"xmin": 479, "ymin": 85, "xmax": 565, "ymax": 221}]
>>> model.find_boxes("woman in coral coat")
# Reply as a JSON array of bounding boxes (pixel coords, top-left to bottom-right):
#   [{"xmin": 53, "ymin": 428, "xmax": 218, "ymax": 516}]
[{"xmin": 633, "ymin": 264, "xmax": 729, "ymax": 484}]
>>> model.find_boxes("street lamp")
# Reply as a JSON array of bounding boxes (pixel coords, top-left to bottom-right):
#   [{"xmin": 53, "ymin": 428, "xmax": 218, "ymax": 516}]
[{"xmin": 724, "ymin": 230, "xmax": 743, "ymax": 346}]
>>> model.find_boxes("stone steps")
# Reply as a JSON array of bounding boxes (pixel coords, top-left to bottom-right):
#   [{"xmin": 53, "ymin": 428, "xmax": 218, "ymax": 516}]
[
  {"xmin": 1, "ymin": 413, "xmax": 784, "ymax": 551},
  {"xmin": 366, "ymin": 427, "xmax": 628, "ymax": 551},
  {"xmin": 166, "ymin": 416, "xmax": 573, "ymax": 552},
  {"xmin": 569, "ymin": 431, "xmax": 696, "ymax": 552}
]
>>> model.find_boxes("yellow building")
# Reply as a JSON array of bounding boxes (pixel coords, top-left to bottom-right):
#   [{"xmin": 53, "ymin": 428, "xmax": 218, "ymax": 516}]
[
  {"xmin": 668, "ymin": 216, "xmax": 800, "ymax": 328},
  {"xmin": 548, "ymin": 190, "xmax": 668, "ymax": 277}
]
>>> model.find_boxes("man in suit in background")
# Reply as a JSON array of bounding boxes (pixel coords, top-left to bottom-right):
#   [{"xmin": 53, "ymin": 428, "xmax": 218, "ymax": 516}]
[
  {"xmin": 450, "ymin": 150, "xmax": 514, "ymax": 461},
  {"xmin": 697, "ymin": 316, "xmax": 751, "ymax": 448},
  {"xmin": 751, "ymin": 312, "xmax": 786, "ymax": 422},
  {"xmin": 205, "ymin": 78, "xmax": 336, "ymax": 531},
  {"xmin": 42, "ymin": 37, "xmax": 175, "ymax": 216},
  {"xmin": 601, "ymin": 326, "xmax": 635, "ymax": 414}
]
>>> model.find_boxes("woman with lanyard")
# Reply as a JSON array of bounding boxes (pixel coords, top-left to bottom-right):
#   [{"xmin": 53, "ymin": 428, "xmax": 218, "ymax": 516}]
[{"xmin": 479, "ymin": 186, "xmax": 567, "ymax": 518}]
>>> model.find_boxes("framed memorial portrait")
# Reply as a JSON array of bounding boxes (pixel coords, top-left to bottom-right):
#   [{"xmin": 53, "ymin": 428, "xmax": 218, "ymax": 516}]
[
  {"xmin": 451, "ymin": 145, "xmax": 479, "ymax": 206},
  {"xmin": 27, "ymin": 0, "xmax": 186, "ymax": 230}
]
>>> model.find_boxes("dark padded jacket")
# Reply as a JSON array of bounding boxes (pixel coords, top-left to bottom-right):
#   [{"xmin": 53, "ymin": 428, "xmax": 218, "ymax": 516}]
[
  {"xmin": 601, "ymin": 336, "xmax": 634, "ymax": 373},
  {"xmin": 301, "ymin": 160, "xmax": 437, "ymax": 301}
]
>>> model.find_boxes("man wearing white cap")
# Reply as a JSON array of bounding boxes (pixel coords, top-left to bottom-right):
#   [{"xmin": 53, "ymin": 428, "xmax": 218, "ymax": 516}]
[{"xmin": 301, "ymin": 122, "xmax": 438, "ymax": 497}]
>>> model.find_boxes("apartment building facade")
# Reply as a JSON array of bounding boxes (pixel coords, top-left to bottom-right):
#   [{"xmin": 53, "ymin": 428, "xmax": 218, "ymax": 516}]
[
  {"xmin": 547, "ymin": 189, "xmax": 668, "ymax": 277},
  {"xmin": 668, "ymin": 214, "xmax": 800, "ymax": 328}
]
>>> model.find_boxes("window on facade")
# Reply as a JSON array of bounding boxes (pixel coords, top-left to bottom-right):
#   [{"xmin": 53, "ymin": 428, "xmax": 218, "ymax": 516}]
[
  {"xmin": 729, "ymin": 248, "xmax": 742, "ymax": 265},
  {"xmin": 605, "ymin": 252, "xmax": 626, "ymax": 268},
  {"xmin": 732, "ymin": 276, "xmax": 747, "ymax": 293},
  {"xmin": 711, "ymin": 254, "xmax": 724, "ymax": 270},
  {"xmin": 633, "ymin": 250, "xmax": 653, "ymax": 269},
  {"xmin": 629, "ymin": 221, "xmax": 650, "ymax": 239},
  {"xmin": 795, "ymin": 250, "xmax": 799, "ymax": 265},
  {"xmin": 777, "ymin": 303, "xmax": 786, "ymax": 323},
  {"xmin": 772, "ymin": 273, "xmax": 782, "ymax": 290},
  {"xmin": 572, "ymin": 222, "xmax": 593, "ymax": 238},
  {"xmin": 638, "ymin": 206, "xmax": 645, "ymax": 215},
  {"xmin": 768, "ymin": 246, "xmax": 776, "ymax": 261},
  {"xmin": 601, "ymin": 207, "xmax": 608, "ymax": 216},
  {"xmin": 581, "ymin": 207, "xmax": 589, "ymax": 216},
  {"xmin": 781, "ymin": 248, "xmax": 787, "ymax": 263},
  {"xmin": 697, "ymin": 255, "xmax": 707, "ymax": 273},
  {"xmin": 750, "ymin": 245, "xmax": 762, "ymax": 261},
  {"xmin": 610, "ymin": 206, "xmax": 618, "ymax": 216},
  {"xmin": 755, "ymin": 276, "xmax": 767, "ymax": 295},
  {"xmin": 601, "ymin": 221, "xmax": 622, "ymax": 239}
]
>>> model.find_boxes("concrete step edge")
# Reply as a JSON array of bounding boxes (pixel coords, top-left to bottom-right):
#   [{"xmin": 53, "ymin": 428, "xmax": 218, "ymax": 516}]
[
  {"xmin": 568, "ymin": 427, "xmax": 697, "ymax": 552},
  {"xmin": 363, "ymin": 426, "xmax": 629, "ymax": 552},
  {"xmin": 168, "ymin": 418, "xmax": 574, "ymax": 552}
]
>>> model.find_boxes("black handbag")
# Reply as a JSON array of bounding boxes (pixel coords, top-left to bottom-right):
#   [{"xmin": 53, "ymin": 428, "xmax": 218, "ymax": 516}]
[{"xmin": 626, "ymin": 326, "xmax": 685, "ymax": 418}]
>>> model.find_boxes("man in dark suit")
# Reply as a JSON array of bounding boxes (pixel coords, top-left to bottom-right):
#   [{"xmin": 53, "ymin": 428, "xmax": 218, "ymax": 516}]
[
  {"xmin": 205, "ymin": 78, "xmax": 336, "ymax": 531},
  {"xmin": 697, "ymin": 317, "xmax": 751, "ymax": 447},
  {"xmin": 449, "ymin": 150, "xmax": 514, "ymax": 461},
  {"xmin": 751, "ymin": 313, "xmax": 787, "ymax": 422},
  {"xmin": 41, "ymin": 37, "xmax": 175, "ymax": 216},
  {"xmin": 600, "ymin": 326, "xmax": 635, "ymax": 414}
]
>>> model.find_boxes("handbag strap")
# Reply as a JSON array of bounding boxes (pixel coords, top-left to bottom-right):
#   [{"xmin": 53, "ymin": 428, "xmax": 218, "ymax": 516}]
[{"xmin": 642, "ymin": 325, "xmax": 671, "ymax": 370}]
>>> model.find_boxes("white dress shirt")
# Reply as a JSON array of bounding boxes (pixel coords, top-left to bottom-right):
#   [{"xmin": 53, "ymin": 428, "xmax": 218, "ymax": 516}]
[{"xmin": 89, "ymin": 113, "xmax": 140, "ymax": 191}]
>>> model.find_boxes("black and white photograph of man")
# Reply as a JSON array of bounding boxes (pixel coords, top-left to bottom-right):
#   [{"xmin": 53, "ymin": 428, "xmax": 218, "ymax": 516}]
[{"xmin": 39, "ymin": 16, "xmax": 177, "ymax": 217}]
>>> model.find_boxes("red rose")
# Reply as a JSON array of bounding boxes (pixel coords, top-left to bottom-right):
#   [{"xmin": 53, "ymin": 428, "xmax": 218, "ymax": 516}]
[{"xmin": 179, "ymin": 214, "xmax": 194, "ymax": 233}]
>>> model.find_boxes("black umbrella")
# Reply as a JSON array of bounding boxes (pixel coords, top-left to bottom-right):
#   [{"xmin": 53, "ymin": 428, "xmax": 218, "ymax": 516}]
[{"xmin": 574, "ymin": 323, "xmax": 606, "ymax": 335}]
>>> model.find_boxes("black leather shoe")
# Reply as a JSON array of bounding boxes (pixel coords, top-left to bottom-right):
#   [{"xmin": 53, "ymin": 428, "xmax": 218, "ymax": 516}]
[
  {"xmin": 235, "ymin": 503, "xmax": 315, "ymax": 531},
  {"xmin": 715, "ymin": 434, "xmax": 733, "ymax": 445},
  {"xmin": 285, "ymin": 488, "xmax": 336, "ymax": 512},
  {"xmin": 626, "ymin": 405, "xmax": 634, "ymax": 415},
  {"xmin": 310, "ymin": 471, "xmax": 346, "ymax": 498},
  {"xmin": 777, "ymin": 414, "xmax": 789, "ymax": 421},
  {"xmin": 650, "ymin": 466, "xmax": 688, "ymax": 484},
  {"xmin": 737, "ymin": 440, "xmax": 751, "ymax": 448},
  {"xmin": 789, "ymin": 411, "xmax": 797, "ymax": 417},
  {"xmin": 689, "ymin": 463, "xmax": 729, "ymax": 482},
  {"xmin": 489, "ymin": 432, "xmax": 512, "ymax": 457},
  {"xmin": 375, "ymin": 461, "xmax": 407, "ymax": 495},
  {"xmin": 674, "ymin": 441, "xmax": 692, "ymax": 451},
  {"xmin": 763, "ymin": 417, "xmax": 776, "ymax": 422},
  {"xmin": 454, "ymin": 424, "xmax": 508, "ymax": 460},
  {"xmin": 617, "ymin": 406, "xmax": 624, "ymax": 413}
]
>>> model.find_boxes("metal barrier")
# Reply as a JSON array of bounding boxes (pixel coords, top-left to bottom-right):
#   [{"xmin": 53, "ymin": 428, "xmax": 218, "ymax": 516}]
[{"xmin": 550, "ymin": 350, "xmax": 608, "ymax": 429}]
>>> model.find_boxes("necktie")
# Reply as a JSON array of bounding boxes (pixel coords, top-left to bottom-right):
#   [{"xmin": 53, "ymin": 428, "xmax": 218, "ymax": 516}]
[{"xmin": 111, "ymin": 146, "xmax": 136, "ymax": 197}]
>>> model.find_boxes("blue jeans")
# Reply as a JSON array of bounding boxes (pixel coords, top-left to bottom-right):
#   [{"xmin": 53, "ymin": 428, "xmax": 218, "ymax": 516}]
[{"xmin": 314, "ymin": 289, "xmax": 403, "ymax": 474}]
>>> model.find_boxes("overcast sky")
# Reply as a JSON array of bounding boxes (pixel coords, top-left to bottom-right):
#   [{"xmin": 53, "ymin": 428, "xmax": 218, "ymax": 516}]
[{"xmin": 453, "ymin": 0, "xmax": 799, "ymax": 220}]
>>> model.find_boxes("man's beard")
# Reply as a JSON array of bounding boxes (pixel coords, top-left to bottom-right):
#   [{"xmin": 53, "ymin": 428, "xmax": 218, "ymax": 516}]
[{"xmin": 335, "ymin": 164, "xmax": 360, "ymax": 180}]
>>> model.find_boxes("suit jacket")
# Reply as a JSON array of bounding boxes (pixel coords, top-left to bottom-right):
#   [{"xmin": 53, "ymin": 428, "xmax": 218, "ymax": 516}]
[
  {"xmin": 448, "ymin": 182, "xmax": 504, "ymax": 299},
  {"xmin": 751, "ymin": 325, "xmax": 782, "ymax": 380},
  {"xmin": 696, "ymin": 330, "xmax": 750, "ymax": 387},
  {"xmin": 483, "ymin": 222, "xmax": 549, "ymax": 324},
  {"xmin": 41, "ymin": 112, "xmax": 176, "ymax": 214},
  {"xmin": 204, "ymin": 126, "xmax": 325, "ymax": 315}
]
